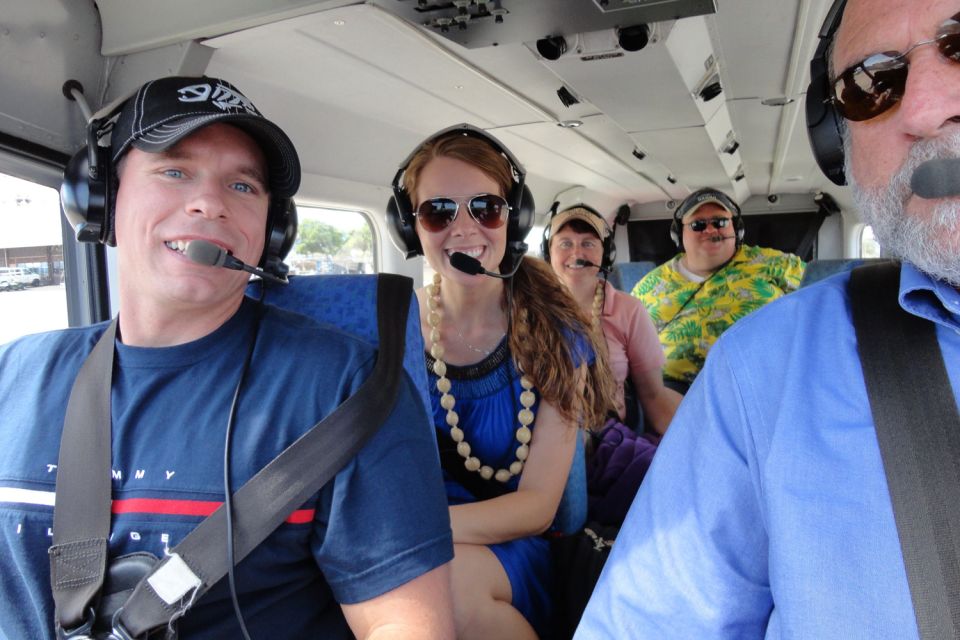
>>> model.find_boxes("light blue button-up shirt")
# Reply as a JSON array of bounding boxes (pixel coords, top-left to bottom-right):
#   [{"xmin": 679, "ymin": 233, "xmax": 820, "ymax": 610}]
[{"xmin": 576, "ymin": 263, "xmax": 960, "ymax": 639}]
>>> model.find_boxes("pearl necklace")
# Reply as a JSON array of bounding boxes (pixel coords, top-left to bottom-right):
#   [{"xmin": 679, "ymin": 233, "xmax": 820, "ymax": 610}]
[{"xmin": 427, "ymin": 273, "xmax": 535, "ymax": 483}]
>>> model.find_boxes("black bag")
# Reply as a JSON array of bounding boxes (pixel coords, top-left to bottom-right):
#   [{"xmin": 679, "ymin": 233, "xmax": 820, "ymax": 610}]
[{"xmin": 549, "ymin": 522, "xmax": 618, "ymax": 640}]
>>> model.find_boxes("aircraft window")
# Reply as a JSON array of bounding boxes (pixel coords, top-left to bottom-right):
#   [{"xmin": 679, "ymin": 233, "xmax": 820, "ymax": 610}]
[
  {"xmin": 860, "ymin": 225, "xmax": 881, "ymax": 258},
  {"xmin": 0, "ymin": 173, "xmax": 67, "ymax": 345},
  {"xmin": 288, "ymin": 206, "xmax": 376, "ymax": 276}
]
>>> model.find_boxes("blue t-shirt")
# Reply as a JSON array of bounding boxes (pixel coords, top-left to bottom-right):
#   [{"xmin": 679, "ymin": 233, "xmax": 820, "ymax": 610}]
[
  {"xmin": 576, "ymin": 263, "xmax": 960, "ymax": 639},
  {"xmin": 0, "ymin": 298, "xmax": 453, "ymax": 639}
]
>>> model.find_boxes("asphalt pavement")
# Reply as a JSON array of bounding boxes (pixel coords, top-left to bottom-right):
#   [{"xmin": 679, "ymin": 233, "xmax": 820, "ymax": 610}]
[{"xmin": 0, "ymin": 284, "xmax": 69, "ymax": 346}]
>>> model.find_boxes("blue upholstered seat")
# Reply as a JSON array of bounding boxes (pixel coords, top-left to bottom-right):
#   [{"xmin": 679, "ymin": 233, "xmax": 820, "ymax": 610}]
[
  {"xmin": 609, "ymin": 261, "xmax": 656, "ymax": 293},
  {"xmin": 247, "ymin": 275, "xmax": 586, "ymax": 535},
  {"xmin": 800, "ymin": 259, "xmax": 888, "ymax": 288}
]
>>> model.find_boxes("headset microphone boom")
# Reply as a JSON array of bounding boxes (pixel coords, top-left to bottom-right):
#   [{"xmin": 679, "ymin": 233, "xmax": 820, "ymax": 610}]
[
  {"xmin": 911, "ymin": 158, "xmax": 960, "ymax": 199},
  {"xmin": 185, "ymin": 239, "xmax": 289, "ymax": 285},
  {"xmin": 449, "ymin": 251, "xmax": 524, "ymax": 279},
  {"xmin": 573, "ymin": 258, "xmax": 610, "ymax": 273}
]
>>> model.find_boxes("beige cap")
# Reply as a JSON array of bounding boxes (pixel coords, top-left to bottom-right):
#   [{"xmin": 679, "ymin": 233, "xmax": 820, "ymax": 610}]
[
  {"xmin": 675, "ymin": 188, "xmax": 739, "ymax": 222},
  {"xmin": 680, "ymin": 198, "xmax": 734, "ymax": 222},
  {"xmin": 550, "ymin": 206, "xmax": 611, "ymax": 239}
]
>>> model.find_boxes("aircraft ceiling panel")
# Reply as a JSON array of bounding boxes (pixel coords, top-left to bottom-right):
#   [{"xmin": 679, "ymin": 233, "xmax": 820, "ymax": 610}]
[
  {"xmin": 728, "ymin": 100, "xmax": 782, "ymax": 169},
  {"xmin": 494, "ymin": 121, "xmax": 666, "ymax": 203},
  {"xmin": 544, "ymin": 41, "xmax": 706, "ymax": 133},
  {"xmin": 713, "ymin": 0, "xmax": 800, "ymax": 101},
  {"xmin": 0, "ymin": 1, "xmax": 104, "ymax": 154},
  {"xmin": 630, "ymin": 126, "xmax": 733, "ymax": 193},
  {"xmin": 207, "ymin": 6, "xmax": 552, "ymax": 129}
]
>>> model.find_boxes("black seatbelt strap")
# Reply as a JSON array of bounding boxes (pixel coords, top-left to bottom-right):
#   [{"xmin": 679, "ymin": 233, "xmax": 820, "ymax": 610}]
[
  {"xmin": 49, "ymin": 319, "xmax": 117, "ymax": 633},
  {"xmin": 850, "ymin": 262, "xmax": 960, "ymax": 640},
  {"xmin": 792, "ymin": 209, "xmax": 827, "ymax": 262},
  {"xmin": 51, "ymin": 274, "xmax": 412, "ymax": 638}
]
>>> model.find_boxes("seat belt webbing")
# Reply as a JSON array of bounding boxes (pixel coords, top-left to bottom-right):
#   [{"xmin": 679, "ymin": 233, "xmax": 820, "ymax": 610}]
[{"xmin": 850, "ymin": 262, "xmax": 960, "ymax": 640}]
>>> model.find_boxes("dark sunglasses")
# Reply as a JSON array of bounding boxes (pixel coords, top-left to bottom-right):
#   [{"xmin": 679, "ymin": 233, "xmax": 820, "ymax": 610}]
[
  {"xmin": 415, "ymin": 194, "xmax": 510, "ymax": 232},
  {"xmin": 685, "ymin": 217, "xmax": 730, "ymax": 232},
  {"xmin": 830, "ymin": 13, "xmax": 960, "ymax": 122}
]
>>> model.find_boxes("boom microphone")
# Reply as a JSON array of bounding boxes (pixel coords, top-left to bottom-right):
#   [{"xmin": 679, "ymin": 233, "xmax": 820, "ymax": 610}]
[
  {"xmin": 709, "ymin": 235, "xmax": 736, "ymax": 243},
  {"xmin": 911, "ymin": 158, "xmax": 960, "ymax": 199},
  {"xmin": 450, "ymin": 252, "xmax": 524, "ymax": 279},
  {"xmin": 184, "ymin": 239, "xmax": 287, "ymax": 285},
  {"xmin": 573, "ymin": 259, "xmax": 610, "ymax": 273}
]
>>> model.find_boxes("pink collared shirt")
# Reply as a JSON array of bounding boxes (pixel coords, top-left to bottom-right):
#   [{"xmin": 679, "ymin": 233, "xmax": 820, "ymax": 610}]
[{"xmin": 599, "ymin": 279, "xmax": 665, "ymax": 421}]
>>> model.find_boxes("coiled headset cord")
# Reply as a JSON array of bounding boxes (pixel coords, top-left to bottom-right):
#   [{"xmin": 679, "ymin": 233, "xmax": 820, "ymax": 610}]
[{"xmin": 222, "ymin": 298, "xmax": 266, "ymax": 640}]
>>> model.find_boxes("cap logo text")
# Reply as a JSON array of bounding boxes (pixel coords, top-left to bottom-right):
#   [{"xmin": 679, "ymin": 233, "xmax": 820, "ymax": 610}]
[{"xmin": 177, "ymin": 83, "xmax": 260, "ymax": 115}]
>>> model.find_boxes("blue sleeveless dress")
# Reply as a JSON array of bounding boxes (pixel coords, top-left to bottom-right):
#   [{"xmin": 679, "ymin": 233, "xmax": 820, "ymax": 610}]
[{"xmin": 426, "ymin": 339, "xmax": 552, "ymax": 633}]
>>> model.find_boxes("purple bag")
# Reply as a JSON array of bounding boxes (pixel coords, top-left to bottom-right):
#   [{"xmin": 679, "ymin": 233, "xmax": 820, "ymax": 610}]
[{"xmin": 586, "ymin": 419, "xmax": 659, "ymax": 526}]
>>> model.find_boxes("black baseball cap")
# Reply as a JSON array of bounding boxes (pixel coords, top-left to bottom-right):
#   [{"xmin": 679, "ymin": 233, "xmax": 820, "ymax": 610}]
[{"xmin": 110, "ymin": 76, "xmax": 300, "ymax": 198}]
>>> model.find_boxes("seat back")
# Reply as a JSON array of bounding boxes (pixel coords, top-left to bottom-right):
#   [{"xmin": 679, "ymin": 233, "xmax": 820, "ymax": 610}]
[
  {"xmin": 249, "ymin": 275, "xmax": 586, "ymax": 535},
  {"xmin": 249, "ymin": 275, "xmax": 430, "ymax": 414},
  {"xmin": 800, "ymin": 258, "xmax": 886, "ymax": 288},
  {"xmin": 609, "ymin": 261, "xmax": 656, "ymax": 293}
]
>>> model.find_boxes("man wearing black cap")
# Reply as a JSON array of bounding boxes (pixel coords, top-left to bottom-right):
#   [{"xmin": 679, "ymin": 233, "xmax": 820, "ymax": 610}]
[
  {"xmin": 631, "ymin": 187, "xmax": 805, "ymax": 392},
  {"xmin": 0, "ymin": 76, "xmax": 454, "ymax": 639}
]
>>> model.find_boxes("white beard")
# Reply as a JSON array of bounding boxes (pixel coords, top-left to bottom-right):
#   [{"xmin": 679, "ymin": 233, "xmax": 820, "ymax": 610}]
[{"xmin": 844, "ymin": 129, "xmax": 960, "ymax": 286}]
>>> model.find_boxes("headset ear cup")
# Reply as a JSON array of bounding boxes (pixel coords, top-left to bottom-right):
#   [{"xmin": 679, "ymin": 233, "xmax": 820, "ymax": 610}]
[
  {"xmin": 805, "ymin": 0, "xmax": 847, "ymax": 186},
  {"xmin": 805, "ymin": 75, "xmax": 847, "ymax": 186},
  {"xmin": 734, "ymin": 215, "xmax": 745, "ymax": 245},
  {"xmin": 261, "ymin": 197, "xmax": 297, "ymax": 277},
  {"xmin": 670, "ymin": 219, "xmax": 682, "ymax": 250},
  {"xmin": 61, "ymin": 147, "xmax": 111, "ymax": 245},
  {"xmin": 540, "ymin": 226, "xmax": 551, "ymax": 263},
  {"xmin": 509, "ymin": 184, "xmax": 535, "ymax": 245},
  {"xmin": 386, "ymin": 194, "xmax": 422, "ymax": 258},
  {"xmin": 603, "ymin": 234, "xmax": 616, "ymax": 270}
]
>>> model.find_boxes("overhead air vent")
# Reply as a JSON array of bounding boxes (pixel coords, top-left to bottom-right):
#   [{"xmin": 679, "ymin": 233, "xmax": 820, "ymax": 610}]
[{"xmin": 372, "ymin": 0, "xmax": 716, "ymax": 49}]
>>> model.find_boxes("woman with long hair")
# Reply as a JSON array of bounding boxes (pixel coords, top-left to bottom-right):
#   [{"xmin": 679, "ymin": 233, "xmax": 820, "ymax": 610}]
[{"xmin": 388, "ymin": 125, "xmax": 616, "ymax": 638}]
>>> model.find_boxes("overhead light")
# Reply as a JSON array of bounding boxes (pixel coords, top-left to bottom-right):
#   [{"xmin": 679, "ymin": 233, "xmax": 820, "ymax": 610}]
[
  {"xmin": 333, "ymin": 19, "xmax": 345, "ymax": 26},
  {"xmin": 536, "ymin": 36, "xmax": 568, "ymax": 61},
  {"xmin": 617, "ymin": 24, "xmax": 650, "ymax": 52},
  {"xmin": 761, "ymin": 96, "xmax": 796, "ymax": 107},
  {"xmin": 558, "ymin": 120, "xmax": 583, "ymax": 128}
]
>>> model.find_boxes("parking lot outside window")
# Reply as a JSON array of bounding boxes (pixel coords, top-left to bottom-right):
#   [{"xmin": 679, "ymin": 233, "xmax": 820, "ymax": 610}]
[{"xmin": 0, "ymin": 173, "xmax": 68, "ymax": 345}]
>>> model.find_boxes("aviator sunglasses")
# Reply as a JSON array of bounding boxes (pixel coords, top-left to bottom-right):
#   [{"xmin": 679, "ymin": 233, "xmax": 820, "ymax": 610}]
[
  {"xmin": 415, "ymin": 194, "xmax": 510, "ymax": 232},
  {"xmin": 831, "ymin": 13, "xmax": 960, "ymax": 122},
  {"xmin": 685, "ymin": 217, "xmax": 731, "ymax": 232}
]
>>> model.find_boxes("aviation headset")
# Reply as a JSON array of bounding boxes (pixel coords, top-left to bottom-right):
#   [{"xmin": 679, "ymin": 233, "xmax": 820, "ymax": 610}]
[
  {"xmin": 669, "ymin": 188, "xmax": 744, "ymax": 251},
  {"xmin": 60, "ymin": 80, "xmax": 299, "ymax": 279},
  {"xmin": 805, "ymin": 0, "xmax": 848, "ymax": 186},
  {"xmin": 540, "ymin": 203, "xmax": 616, "ymax": 271},
  {"xmin": 386, "ymin": 123, "xmax": 535, "ymax": 274}
]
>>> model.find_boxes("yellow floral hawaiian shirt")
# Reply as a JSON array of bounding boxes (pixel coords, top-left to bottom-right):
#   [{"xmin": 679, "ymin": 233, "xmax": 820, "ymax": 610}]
[{"xmin": 632, "ymin": 245, "xmax": 805, "ymax": 385}]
